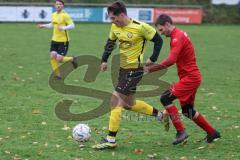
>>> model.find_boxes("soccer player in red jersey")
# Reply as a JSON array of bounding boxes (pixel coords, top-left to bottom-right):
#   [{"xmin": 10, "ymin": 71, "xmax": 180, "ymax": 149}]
[{"xmin": 144, "ymin": 14, "xmax": 221, "ymax": 145}]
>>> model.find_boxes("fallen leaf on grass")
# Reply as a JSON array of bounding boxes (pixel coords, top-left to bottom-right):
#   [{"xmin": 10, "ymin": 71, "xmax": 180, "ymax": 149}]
[
  {"xmin": 206, "ymin": 93, "xmax": 215, "ymax": 96},
  {"xmin": 18, "ymin": 66, "xmax": 23, "ymax": 69},
  {"xmin": 13, "ymin": 156, "xmax": 22, "ymax": 160},
  {"xmin": 234, "ymin": 126, "xmax": 239, "ymax": 129},
  {"xmin": 37, "ymin": 150, "xmax": 43, "ymax": 156},
  {"xmin": 79, "ymin": 144, "xmax": 85, "ymax": 148},
  {"xmin": 134, "ymin": 149, "xmax": 144, "ymax": 155},
  {"xmin": 147, "ymin": 153, "xmax": 157, "ymax": 159},
  {"xmin": 181, "ymin": 140, "xmax": 188, "ymax": 145},
  {"xmin": 5, "ymin": 150, "xmax": 11, "ymax": 154},
  {"xmin": 41, "ymin": 122, "xmax": 47, "ymax": 125},
  {"xmin": 180, "ymin": 156, "xmax": 188, "ymax": 160},
  {"xmin": 62, "ymin": 124, "xmax": 70, "ymax": 130},
  {"xmin": 212, "ymin": 106, "xmax": 217, "ymax": 110},
  {"xmin": 21, "ymin": 135, "xmax": 26, "ymax": 139},
  {"xmin": 197, "ymin": 146, "xmax": 205, "ymax": 150},
  {"xmin": 112, "ymin": 152, "xmax": 115, "ymax": 156},
  {"xmin": 32, "ymin": 109, "xmax": 41, "ymax": 114},
  {"xmin": 208, "ymin": 143, "xmax": 215, "ymax": 148}
]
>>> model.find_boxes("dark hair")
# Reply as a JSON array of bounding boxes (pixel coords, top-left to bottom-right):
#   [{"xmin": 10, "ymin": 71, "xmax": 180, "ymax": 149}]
[
  {"xmin": 155, "ymin": 14, "xmax": 173, "ymax": 26},
  {"xmin": 56, "ymin": 0, "xmax": 64, "ymax": 5},
  {"xmin": 107, "ymin": 1, "xmax": 127, "ymax": 16}
]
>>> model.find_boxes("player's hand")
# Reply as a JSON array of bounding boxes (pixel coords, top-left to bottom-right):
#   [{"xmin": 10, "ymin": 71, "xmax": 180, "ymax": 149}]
[
  {"xmin": 100, "ymin": 62, "xmax": 108, "ymax": 72},
  {"xmin": 145, "ymin": 58, "xmax": 154, "ymax": 66},
  {"xmin": 58, "ymin": 25, "xmax": 64, "ymax": 31},
  {"xmin": 143, "ymin": 65, "xmax": 150, "ymax": 73},
  {"xmin": 37, "ymin": 24, "xmax": 44, "ymax": 28}
]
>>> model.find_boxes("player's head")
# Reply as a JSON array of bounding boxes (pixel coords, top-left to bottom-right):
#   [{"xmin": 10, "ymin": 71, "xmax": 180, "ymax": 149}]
[
  {"xmin": 155, "ymin": 14, "xmax": 174, "ymax": 37},
  {"xmin": 55, "ymin": 0, "xmax": 64, "ymax": 12},
  {"xmin": 107, "ymin": 1, "xmax": 128, "ymax": 27}
]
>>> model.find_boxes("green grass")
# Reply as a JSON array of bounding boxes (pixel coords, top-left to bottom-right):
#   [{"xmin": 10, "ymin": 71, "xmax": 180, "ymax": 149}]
[{"xmin": 0, "ymin": 23, "xmax": 240, "ymax": 160}]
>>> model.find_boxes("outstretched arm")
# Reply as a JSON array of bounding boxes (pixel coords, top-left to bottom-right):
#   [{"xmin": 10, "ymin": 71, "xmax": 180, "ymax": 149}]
[
  {"xmin": 147, "ymin": 50, "xmax": 178, "ymax": 72},
  {"xmin": 146, "ymin": 36, "xmax": 183, "ymax": 72},
  {"xmin": 37, "ymin": 23, "xmax": 53, "ymax": 29}
]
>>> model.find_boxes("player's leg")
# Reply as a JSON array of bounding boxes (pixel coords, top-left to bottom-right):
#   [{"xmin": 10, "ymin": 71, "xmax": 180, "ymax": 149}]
[
  {"xmin": 120, "ymin": 68, "xmax": 169, "ymax": 129},
  {"xmin": 50, "ymin": 50, "xmax": 61, "ymax": 78},
  {"xmin": 117, "ymin": 68, "xmax": 165, "ymax": 119},
  {"xmin": 57, "ymin": 42, "xmax": 78, "ymax": 68},
  {"xmin": 160, "ymin": 90, "xmax": 188, "ymax": 145},
  {"xmin": 181, "ymin": 100, "xmax": 220, "ymax": 143},
  {"xmin": 92, "ymin": 92, "xmax": 123, "ymax": 149}
]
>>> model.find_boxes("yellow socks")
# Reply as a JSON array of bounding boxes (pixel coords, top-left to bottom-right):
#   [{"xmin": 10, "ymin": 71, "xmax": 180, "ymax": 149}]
[
  {"xmin": 50, "ymin": 59, "xmax": 60, "ymax": 77},
  {"xmin": 130, "ymin": 100, "xmax": 154, "ymax": 116},
  {"xmin": 108, "ymin": 106, "xmax": 123, "ymax": 138},
  {"xmin": 62, "ymin": 56, "xmax": 73, "ymax": 63}
]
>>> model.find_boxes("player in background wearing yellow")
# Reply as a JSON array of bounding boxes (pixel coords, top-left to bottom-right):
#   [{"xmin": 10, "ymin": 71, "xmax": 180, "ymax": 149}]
[
  {"xmin": 38, "ymin": 0, "xmax": 77, "ymax": 79},
  {"xmin": 92, "ymin": 1, "xmax": 168, "ymax": 150}
]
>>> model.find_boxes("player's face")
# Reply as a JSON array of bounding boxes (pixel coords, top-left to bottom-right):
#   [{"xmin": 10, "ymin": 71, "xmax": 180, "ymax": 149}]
[
  {"xmin": 156, "ymin": 23, "xmax": 171, "ymax": 37},
  {"xmin": 108, "ymin": 12, "xmax": 125, "ymax": 27},
  {"xmin": 55, "ymin": 1, "xmax": 64, "ymax": 12}
]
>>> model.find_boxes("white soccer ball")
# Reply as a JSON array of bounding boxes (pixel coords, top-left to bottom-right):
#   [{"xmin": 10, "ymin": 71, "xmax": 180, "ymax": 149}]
[{"xmin": 72, "ymin": 123, "xmax": 91, "ymax": 142}]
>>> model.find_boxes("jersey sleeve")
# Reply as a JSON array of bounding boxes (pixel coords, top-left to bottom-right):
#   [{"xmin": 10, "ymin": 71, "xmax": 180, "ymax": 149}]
[
  {"xmin": 109, "ymin": 24, "xmax": 117, "ymax": 41},
  {"xmin": 64, "ymin": 13, "xmax": 74, "ymax": 25},
  {"xmin": 161, "ymin": 35, "xmax": 184, "ymax": 67},
  {"xmin": 141, "ymin": 23, "xmax": 156, "ymax": 40}
]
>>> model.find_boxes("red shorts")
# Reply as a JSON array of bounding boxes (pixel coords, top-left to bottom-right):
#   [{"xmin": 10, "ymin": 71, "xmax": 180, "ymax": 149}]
[{"xmin": 170, "ymin": 76, "xmax": 201, "ymax": 107}]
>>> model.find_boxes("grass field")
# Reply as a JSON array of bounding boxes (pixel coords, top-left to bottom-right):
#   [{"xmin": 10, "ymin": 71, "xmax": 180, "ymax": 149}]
[{"xmin": 0, "ymin": 23, "xmax": 240, "ymax": 160}]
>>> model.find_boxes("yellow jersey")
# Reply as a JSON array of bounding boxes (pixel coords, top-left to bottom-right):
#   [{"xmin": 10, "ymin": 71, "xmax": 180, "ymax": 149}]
[
  {"xmin": 109, "ymin": 19, "xmax": 156, "ymax": 69},
  {"xmin": 51, "ymin": 10, "xmax": 73, "ymax": 42}
]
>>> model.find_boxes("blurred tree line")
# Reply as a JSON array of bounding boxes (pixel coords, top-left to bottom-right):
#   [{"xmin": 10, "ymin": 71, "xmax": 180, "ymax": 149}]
[{"xmin": 0, "ymin": 0, "xmax": 239, "ymax": 23}]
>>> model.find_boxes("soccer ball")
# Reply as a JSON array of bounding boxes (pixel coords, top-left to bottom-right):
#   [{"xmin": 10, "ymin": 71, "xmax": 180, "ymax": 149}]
[{"xmin": 72, "ymin": 123, "xmax": 91, "ymax": 142}]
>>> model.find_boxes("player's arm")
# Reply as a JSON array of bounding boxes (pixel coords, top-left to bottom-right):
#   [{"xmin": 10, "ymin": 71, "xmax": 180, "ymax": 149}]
[
  {"xmin": 58, "ymin": 14, "xmax": 75, "ymax": 31},
  {"xmin": 37, "ymin": 23, "xmax": 53, "ymax": 29},
  {"xmin": 100, "ymin": 25, "xmax": 117, "ymax": 71},
  {"xmin": 149, "ymin": 32, "xmax": 163, "ymax": 63},
  {"xmin": 141, "ymin": 23, "xmax": 163, "ymax": 65},
  {"xmin": 59, "ymin": 23, "xmax": 75, "ymax": 30},
  {"xmin": 100, "ymin": 38, "xmax": 116, "ymax": 71},
  {"xmin": 101, "ymin": 38, "xmax": 116, "ymax": 63},
  {"xmin": 146, "ymin": 36, "xmax": 183, "ymax": 73}
]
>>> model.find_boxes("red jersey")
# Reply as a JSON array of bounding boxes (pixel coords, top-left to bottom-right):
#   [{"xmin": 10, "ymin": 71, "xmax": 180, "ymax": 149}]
[{"xmin": 149, "ymin": 27, "xmax": 201, "ymax": 80}]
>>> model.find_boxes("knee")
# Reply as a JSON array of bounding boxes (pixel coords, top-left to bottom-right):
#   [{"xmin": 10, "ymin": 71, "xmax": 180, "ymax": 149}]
[
  {"xmin": 181, "ymin": 104, "xmax": 196, "ymax": 119},
  {"xmin": 160, "ymin": 90, "xmax": 176, "ymax": 107},
  {"xmin": 110, "ymin": 94, "xmax": 121, "ymax": 107},
  {"xmin": 56, "ymin": 55, "xmax": 63, "ymax": 62},
  {"xmin": 50, "ymin": 52, "xmax": 57, "ymax": 59}
]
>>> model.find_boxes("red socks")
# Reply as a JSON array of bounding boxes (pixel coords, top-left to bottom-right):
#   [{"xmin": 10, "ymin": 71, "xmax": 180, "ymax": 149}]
[
  {"xmin": 166, "ymin": 105, "xmax": 185, "ymax": 132},
  {"xmin": 193, "ymin": 113, "xmax": 215, "ymax": 135}
]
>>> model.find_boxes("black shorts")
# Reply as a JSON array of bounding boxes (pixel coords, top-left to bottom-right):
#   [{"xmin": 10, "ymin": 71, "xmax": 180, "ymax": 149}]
[
  {"xmin": 50, "ymin": 41, "xmax": 69, "ymax": 56},
  {"xmin": 115, "ymin": 67, "xmax": 144, "ymax": 96}
]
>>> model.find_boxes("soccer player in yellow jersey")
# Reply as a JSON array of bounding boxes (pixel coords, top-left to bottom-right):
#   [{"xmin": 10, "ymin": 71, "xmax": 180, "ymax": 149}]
[
  {"xmin": 38, "ymin": 0, "xmax": 77, "ymax": 79},
  {"xmin": 92, "ymin": 1, "xmax": 168, "ymax": 149}
]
